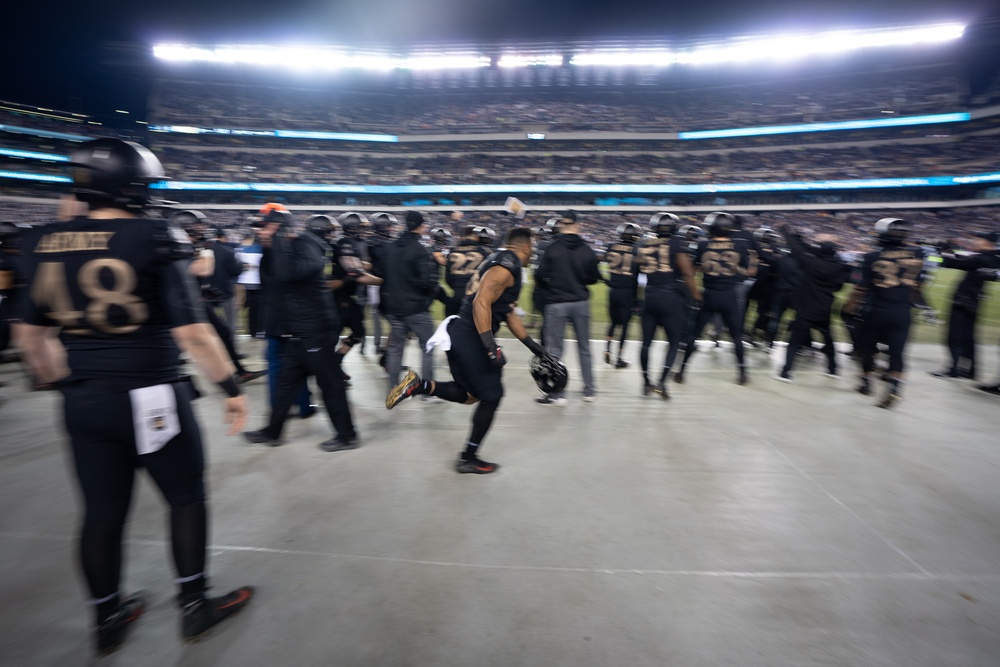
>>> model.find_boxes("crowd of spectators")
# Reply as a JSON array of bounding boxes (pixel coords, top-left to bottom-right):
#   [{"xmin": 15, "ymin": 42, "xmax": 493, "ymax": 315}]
[
  {"xmin": 145, "ymin": 133, "xmax": 1000, "ymax": 186},
  {"xmin": 152, "ymin": 66, "xmax": 966, "ymax": 135}
]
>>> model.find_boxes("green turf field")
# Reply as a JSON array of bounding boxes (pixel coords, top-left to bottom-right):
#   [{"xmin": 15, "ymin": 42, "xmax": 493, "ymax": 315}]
[{"xmin": 448, "ymin": 268, "xmax": 1000, "ymax": 346}]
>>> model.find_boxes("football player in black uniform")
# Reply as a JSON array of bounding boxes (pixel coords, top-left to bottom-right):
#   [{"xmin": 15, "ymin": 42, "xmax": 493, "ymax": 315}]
[
  {"xmin": 445, "ymin": 224, "xmax": 491, "ymax": 317},
  {"xmin": 602, "ymin": 221, "xmax": 642, "ymax": 369},
  {"xmin": 384, "ymin": 228, "xmax": 548, "ymax": 474},
  {"xmin": 366, "ymin": 212, "xmax": 396, "ymax": 354},
  {"xmin": 675, "ymin": 212, "xmax": 755, "ymax": 386},
  {"xmin": 745, "ymin": 227, "xmax": 782, "ymax": 346},
  {"xmin": 845, "ymin": 218, "xmax": 924, "ymax": 408},
  {"xmin": 634, "ymin": 214, "xmax": 700, "ymax": 397},
  {"xmin": 331, "ymin": 213, "xmax": 371, "ymax": 346},
  {"xmin": 17, "ymin": 139, "xmax": 253, "ymax": 654}
]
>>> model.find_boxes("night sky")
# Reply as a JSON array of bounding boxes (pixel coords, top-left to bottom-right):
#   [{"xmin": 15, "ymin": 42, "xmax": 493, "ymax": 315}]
[{"xmin": 1, "ymin": 0, "xmax": 992, "ymax": 116}]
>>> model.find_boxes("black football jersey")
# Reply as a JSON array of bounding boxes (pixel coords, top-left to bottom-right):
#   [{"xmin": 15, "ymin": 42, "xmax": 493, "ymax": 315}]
[
  {"xmin": 330, "ymin": 236, "xmax": 366, "ymax": 299},
  {"xmin": 458, "ymin": 249, "xmax": 523, "ymax": 332},
  {"xmin": 633, "ymin": 236, "xmax": 685, "ymax": 289},
  {"xmin": 603, "ymin": 241, "xmax": 638, "ymax": 290},
  {"xmin": 22, "ymin": 216, "xmax": 204, "ymax": 385},
  {"xmin": 445, "ymin": 241, "xmax": 490, "ymax": 290},
  {"xmin": 695, "ymin": 237, "xmax": 752, "ymax": 291},
  {"xmin": 860, "ymin": 245, "xmax": 924, "ymax": 306}
]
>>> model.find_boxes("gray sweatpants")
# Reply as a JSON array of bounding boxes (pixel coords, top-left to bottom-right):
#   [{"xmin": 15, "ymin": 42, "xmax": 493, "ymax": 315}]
[{"xmin": 544, "ymin": 300, "xmax": 595, "ymax": 398}]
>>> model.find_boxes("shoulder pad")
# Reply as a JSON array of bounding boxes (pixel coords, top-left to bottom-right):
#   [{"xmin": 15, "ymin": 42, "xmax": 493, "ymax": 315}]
[
  {"xmin": 493, "ymin": 250, "xmax": 520, "ymax": 273},
  {"xmin": 155, "ymin": 220, "xmax": 195, "ymax": 261},
  {"xmin": 335, "ymin": 238, "xmax": 359, "ymax": 257}
]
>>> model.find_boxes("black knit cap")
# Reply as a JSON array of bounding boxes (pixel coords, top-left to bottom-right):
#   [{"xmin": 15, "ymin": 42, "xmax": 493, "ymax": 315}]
[{"xmin": 405, "ymin": 210, "xmax": 425, "ymax": 230}]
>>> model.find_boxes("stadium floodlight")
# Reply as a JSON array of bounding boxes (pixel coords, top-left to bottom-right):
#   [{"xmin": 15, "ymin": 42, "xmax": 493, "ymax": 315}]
[
  {"xmin": 154, "ymin": 43, "xmax": 489, "ymax": 71},
  {"xmin": 399, "ymin": 54, "xmax": 491, "ymax": 70},
  {"xmin": 497, "ymin": 54, "xmax": 564, "ymax": 68},
  {"xmin": 571, "ymin": 22, "xmax": 965, "ymax": 67}
]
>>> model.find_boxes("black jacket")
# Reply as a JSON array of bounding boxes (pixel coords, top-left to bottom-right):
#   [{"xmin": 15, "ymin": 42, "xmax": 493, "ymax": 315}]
[
  {"xmin": 266, "ymin": 231, "xmax": 339, "ymax": 337},
  {"xmin": 781, "ymin": 226, "xmax": 848, "ymax": 322},
  {"xmin": 379, "ymin": 231, "xmax": 437, "ymax": 317},
  {"xmin": 942, "ymin": 251, "xmax": 1000, "ymax": 310},
  {"xmin": 207, "ymin": 240, "xmax": 242, "ymax": 301},
  {"xmin": 535, "ymin": 233, "xmax": 601, "ymax": 304}
]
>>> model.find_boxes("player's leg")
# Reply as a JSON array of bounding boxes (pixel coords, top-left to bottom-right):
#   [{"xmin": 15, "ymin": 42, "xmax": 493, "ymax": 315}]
[
  {"xmin": 540, "ymin": 302, "xmax": 570, "ymax": 401},
  {"xmin": 384, "ymin": 314, "xmax": 409, "ymax": 387},
  {"xmin": 720, "ymin": 290, "xmax": 748, "ymax": 384},
  {"xmin": 878, "ymin": 308, "xmax": 911, "ymax": 408},
  {"xmin": 817, "ymin": 316, "xmax": 837, "ymax": 376},
  {"xmin": 660, "ymin": 291, "xmax": 686, "ymax": 388},
  {"xmin": 407, "ymin": 311, "xmax": 436, "ymax": 384},
  {"xmin": 306, "ymin": 333, "xmax": 358, "ymax": 449},
  {"xmin": 676, "ymin": 300, "xmax": 713, "ymax": 383},
  {"xmin": 246, "ymin": 340, "xmax": 308, "ymax": 444},
  {"xmin": 605, "ymin": 291, "xmax": 619, "ymax": 365},
  {"xmin": 780, "ymin": 317, "xmax": 808, "ymax": 379},
  {"xmin": 62, "ymin": 383, "xmax": 142, "ymax": 654},
  {"xmin": 639, "ymin": 298, "xmax": 657, "ymax": 394}
]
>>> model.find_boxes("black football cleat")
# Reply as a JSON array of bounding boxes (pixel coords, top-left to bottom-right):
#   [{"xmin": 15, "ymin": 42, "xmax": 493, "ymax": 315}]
[
  {"xmin": 615, "ymin": 359, "xmax": 630, "ymax": 369},
  {"xmin": 455, "ymin": 456, "xmax": 500, "ymax": 474},
  {"xmin": 642, "ymin": 380, "xmax": 655, "ymax": 396},
  {"xmin": 930, "ymin": 370, "xmax": 959, "ymax": 379},
  {"xmin": 877, "ymin": 386, "xmax": 902, "ymax": 409},
  {"xmin": 978, "ymin": 384, "xmax": 1000, "ymax": 396},
  {"xmin": 737, "ymin": 369, "xmax": 749, "ymax": 386},
  {"xmin": 656, "ymin": 381, "xmax": 670, "ymax": 400},
  {"xmin": 96, "ymin": 593, "xmax": 146, "ymax": 655},
  {"xmin": 180, "ymin": 587, "xmax": 254, "ymax": 643},
  {"xmin": 386, "ymin": 370, "xmax": 422, "ymax": 409},
  {"xmin": 856, "ymin": 377, "xmax": 872, "ymax": 396},
  {"xmin": 673, "ymin": 369, "xmax": 685, "ymax": 384}
]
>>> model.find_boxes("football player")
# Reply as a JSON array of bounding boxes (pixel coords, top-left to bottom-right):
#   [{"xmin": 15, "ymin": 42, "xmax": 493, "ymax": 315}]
[
  {"xmin": 18, "ymin": 139, "xmax": 253, "ymax": 653},
  {"xmin": 444, "ymin": 223, "xmax": 491, "ymax": 317},
  {"xmin": 366, "ymin": 212, "xmax": 397, "ymax": 354},
  {"xmin": 675, "ymin": 212, "xmax": 755, "ymax": 386},
  {"xmin": 384, "ymin": 228, "xmax": 548, "ymax": 474},
  {"xmin": 845, "ymin": 218, "xmax": 924, "ymax": 408},
  {"xmin": 602, "ymin": 221, "xmax": 642, "ymax": 368},
  {"xmin": 634, "ymin": 214, "xmax": 699, "ymax": 397}
]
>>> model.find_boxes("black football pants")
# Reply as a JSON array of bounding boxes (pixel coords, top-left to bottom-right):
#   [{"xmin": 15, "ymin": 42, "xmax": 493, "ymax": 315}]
[
  {"xmin": 859, "ymin": 305, "xmax": 911, "ymax": 375},
  {"xmin": 640, "ymin": 289, "xmax": 686, "ymax": 382},
  {"xmin": 681, "ymin": 289, "xmax": 746, "ymax": 369}
]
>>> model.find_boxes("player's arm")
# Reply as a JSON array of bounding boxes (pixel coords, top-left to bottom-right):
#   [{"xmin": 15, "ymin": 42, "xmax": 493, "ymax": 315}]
[
  {"xmin": 504, "ymin": 305, "xmax": 549, "ymax": 358},
  {"xmin": 474, "ymin": 265, "xmax": 516, "ymax": 366},
  {"xmin": 675, "ymin": 249, "xmax": 701, "ymax": 302},
  {"xmin": 160, "ymin": 257, "xmax": 247, "ymax": 434},
  {"xmin": 17, "ymin": 324, "xmax": 68, "ymax": 386}
]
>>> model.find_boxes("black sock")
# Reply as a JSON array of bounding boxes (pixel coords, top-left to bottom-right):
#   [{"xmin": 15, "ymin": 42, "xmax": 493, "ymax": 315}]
[
  {"xmin": 468, "ymin": 399, "xmax": 500, "ymax": 448},
  {"xmin": 461, "ymin": 442, "xmax": 480, "ymax": 460},
  {"xmin": 170, "ymin": 502, "xmax": 207, "ymax": 598},
  {"xmin": 80, "ymin": 521, "xmax": 125, "ymax": 609},
  {"xmin": 95, "ymin": 593, "xmax": 121, "ymax": 624},
  {"xmin": 430, "ymin": 381, "xmax": 468, "ymax": 403}
]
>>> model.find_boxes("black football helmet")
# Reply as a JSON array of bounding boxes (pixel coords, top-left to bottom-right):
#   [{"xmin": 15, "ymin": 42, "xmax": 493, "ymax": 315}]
[
  {"xmin": 705, "ymin": 212, "xmax": 737, "ymax": 238},
  {"xmin": 544, "ymin": 217, "xmax": 562, "ymax": 235},
  {"xmin": 677, "ymin": 224, "xmax": 706, "ymax": 243},
  {"xmin": 617, "ymin": 222, "xmax": 643, "ymax": 243},
  {"xmin": 369, "ymin": 212, "xmax": 397, "ymax": 239},
  {"xmin": 69, "ymin": 138, "xmax": 167, "ymax": 210},
  {"xmin": 430, "ymin": 227, "xmax": 452, "ymax": 248},
  {"xmin": 650, "ymin": 212, "xmax": 680, "ymax": 238},
  {"xmin": 306, "ymin": 214, "xmax": 338, "ymax": 243},
  {"xmin": 476, "ymin": 226, "xmax": 497, "ymax": 248},
  {"xmin": 875, "ymin": 218, "xmax": 909, "ymax": 245},
  {"xmin": 530, "ymin": 355, "xmax": 569, "ymax": 395},
  {"xmin": 338, "ymin": 212, "xmax": 369, "ymax": 239},
  {"xmin": 753, "ymin": 227, "xmax": 781, "ymax": 246}
]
